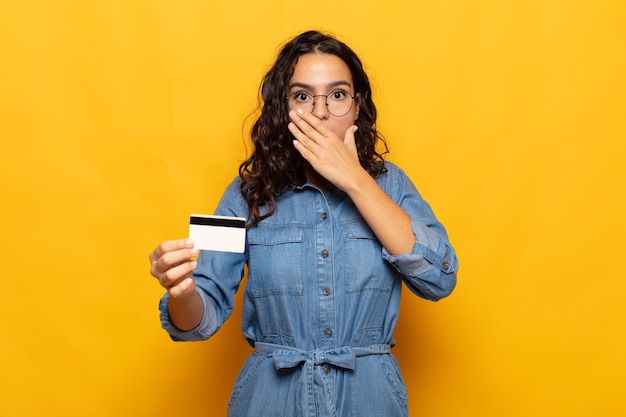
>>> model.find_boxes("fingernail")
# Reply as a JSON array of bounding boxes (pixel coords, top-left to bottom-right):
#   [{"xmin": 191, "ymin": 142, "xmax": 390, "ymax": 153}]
[
  {"xmin": 185, "ymin": 239, "xmax": 194, "ymax": 246},
  {"xmin": 190, "ymin": 248, "xmax": 199, "ymax": 256},
  {"xmin": 190, "ymin": 261, "xmax": 198, "ymax": 268},
  {"xmin": 296, "ymin": 108, "xmax": 303, "ymax": 114}
]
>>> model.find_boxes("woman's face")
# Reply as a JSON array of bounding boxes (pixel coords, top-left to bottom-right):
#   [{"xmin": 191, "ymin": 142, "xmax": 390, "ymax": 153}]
[{"xmin": 287, "ymin": 53, "xmax": 359, "ymax": 140}]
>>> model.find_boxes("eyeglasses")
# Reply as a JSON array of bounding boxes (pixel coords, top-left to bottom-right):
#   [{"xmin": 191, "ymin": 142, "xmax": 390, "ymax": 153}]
[{"xmin": 286, "ymin": 89, "xmax": 356, "ymax": 117}]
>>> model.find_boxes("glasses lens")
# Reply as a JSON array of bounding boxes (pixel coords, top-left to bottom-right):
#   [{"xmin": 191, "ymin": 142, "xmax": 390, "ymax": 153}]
[
  {"xmin": 288, "ymin": 92, "xmax": 311, "ymax": 113},
  {"xmin": 326, "ymin": 90, "xmax": 354, "ymax": 117}
]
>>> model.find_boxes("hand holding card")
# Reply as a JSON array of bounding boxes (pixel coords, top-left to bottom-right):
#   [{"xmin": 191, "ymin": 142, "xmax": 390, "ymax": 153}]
[{"xmin": 189, "ymin": 214, "xmax": 246, "ymax": 253}]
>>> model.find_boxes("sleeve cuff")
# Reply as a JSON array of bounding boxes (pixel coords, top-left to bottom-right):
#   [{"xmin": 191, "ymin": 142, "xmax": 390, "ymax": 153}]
[
  {"xmin": 382, "ymin": 219, "xmax": 457, "ymax": 300},
  {"xmin": 158, "ymin": 290, "xmax": 219, "ymax": 342}
]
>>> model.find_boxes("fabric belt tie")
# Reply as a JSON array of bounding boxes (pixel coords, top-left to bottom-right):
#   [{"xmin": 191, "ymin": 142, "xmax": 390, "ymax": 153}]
[
  {"xmin": 255, "ymin": 341, "xmax": 391, "ymax": 371},
  {"xmin": 254, "ymin": 342, "xmax": 391, "ymax": 416}
]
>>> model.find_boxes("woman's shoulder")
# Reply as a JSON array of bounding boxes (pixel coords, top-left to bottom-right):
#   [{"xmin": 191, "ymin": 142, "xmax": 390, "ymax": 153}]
[
  {"xmin": 378, "ymin": 160, "xmax": 423, "ymax": 199},
  {"xmin": 225, "ymin": 175, "xmax": 243, "ymax": 191},
  {"xmin": 379, "ymin": 160, "xmax": 410, "ymax": 183},
  {"xmin": 214, "ymin": 176, "xmax": 248, "ymax": 218},
  {"xmin": 382, "ymin": 160, "xmax": 402, "ymax": 174}
]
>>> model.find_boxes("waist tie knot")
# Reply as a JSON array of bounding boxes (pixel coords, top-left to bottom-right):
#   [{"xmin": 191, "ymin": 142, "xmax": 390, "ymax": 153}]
[
  {"xmin": 255, "ymin": 342, "xmax": 391, "ymax": 371},
  {"xmin": 254, "ymin": 342, "xmax": 391, "ymax": 416}
]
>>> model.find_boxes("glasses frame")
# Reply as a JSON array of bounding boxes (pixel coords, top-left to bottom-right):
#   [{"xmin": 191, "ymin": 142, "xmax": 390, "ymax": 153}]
[{"xmin": 286, "ymin": 90, "xmax": 357, "ymax": 117}]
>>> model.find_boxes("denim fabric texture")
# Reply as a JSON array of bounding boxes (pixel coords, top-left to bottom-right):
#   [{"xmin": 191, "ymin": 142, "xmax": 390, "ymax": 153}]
[{"xmin": 159, "ymin": 162, "xmax": 458, "ymax": 417}]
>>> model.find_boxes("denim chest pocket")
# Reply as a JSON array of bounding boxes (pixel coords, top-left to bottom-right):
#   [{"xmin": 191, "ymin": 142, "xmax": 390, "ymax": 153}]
[
  {"xmin": 343, "ymin": 220, "xmax": 393, "ymax": 293},
  {"xmin": 247, "ymin": 225, "xmax": 305, "ymax": 297}
]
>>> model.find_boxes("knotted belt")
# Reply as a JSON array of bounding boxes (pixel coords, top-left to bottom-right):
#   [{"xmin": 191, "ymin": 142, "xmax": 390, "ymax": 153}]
[
  {"xmin": 254, "ymin": 342, "xmax": 391, "ymax": 417},
  {"xmin": 255, "ymin": 341, "xmax": 391, "ymax": 370}
]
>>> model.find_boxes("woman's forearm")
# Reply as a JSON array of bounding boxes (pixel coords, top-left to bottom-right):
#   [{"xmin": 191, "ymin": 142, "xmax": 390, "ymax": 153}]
[
  {"xmin": 345, "ymin": 173, "xmax": 415, "ymax": 256},
  {"xmin": 167, "ymin": 290, "xmax": 204, "ymax": 331}
]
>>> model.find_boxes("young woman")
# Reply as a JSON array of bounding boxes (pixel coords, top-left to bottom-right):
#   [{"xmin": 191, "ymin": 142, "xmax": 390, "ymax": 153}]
[{"xmin": 149, "ymin": 30, "xmax": 458, "ymax": 417}]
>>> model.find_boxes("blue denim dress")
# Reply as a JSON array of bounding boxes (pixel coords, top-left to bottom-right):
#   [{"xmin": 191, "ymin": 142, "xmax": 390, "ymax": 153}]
[{"xmin": 160, "ymin": 162, "xmax": 458, "ymax": 417}]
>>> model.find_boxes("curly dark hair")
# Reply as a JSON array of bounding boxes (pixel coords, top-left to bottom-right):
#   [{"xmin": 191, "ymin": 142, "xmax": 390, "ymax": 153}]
[{"xmin": 239, "ymin": 30, "xmax": 388, "ymax": 227}]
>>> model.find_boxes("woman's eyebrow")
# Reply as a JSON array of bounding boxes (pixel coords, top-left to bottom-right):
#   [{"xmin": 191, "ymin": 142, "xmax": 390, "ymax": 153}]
[{"xmin": 288, "ymin": 80, "xmax": 352, "ymax": 91}]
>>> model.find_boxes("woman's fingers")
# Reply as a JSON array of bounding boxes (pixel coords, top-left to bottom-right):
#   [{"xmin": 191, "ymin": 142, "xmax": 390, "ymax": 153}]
[
  {"xmin": 149, "ymin": 238, "xmax": 198, "ymax": 291},
  {"xmin": 288, "ymin": 109, "xmax": 363, "ymax": 190},
  {"xmin": 168, "ymin": 277, "xmax": 196, "ymax": 298},
  {"xmin": 149, "ymin": 238, "xmax": 194, "ymax": 262},
  {"xmin": 158, "ymin": 259, "xmax": 197, "ymax": 291},
  {"xmin": 288, "ymin": 110, "xmax": 332, "ymax": 142}
]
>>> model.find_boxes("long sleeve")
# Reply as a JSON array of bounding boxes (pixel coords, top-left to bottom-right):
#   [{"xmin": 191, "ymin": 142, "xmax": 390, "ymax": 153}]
[
  {"xmin": 380, "ymin": 164, "xmax": 458, "ymax": 301},
  {"xmin": 159, "ymin": 180, "xmax": 249, "ymax": 341}
]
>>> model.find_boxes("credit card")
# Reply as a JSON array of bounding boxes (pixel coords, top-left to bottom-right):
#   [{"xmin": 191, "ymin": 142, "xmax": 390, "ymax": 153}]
[{"xmin": 189, "ymin": 214, "xmax": 246, "ymax": 253}]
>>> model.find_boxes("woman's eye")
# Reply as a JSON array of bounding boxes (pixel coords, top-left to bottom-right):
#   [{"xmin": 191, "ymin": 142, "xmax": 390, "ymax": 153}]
[
  {"xmin": 331, "ymin": 90, "xmax": 347, "ymax": 100},
  {"xmin": 295, "ymin": 93, "xmax": 310, "ymax": 102}
]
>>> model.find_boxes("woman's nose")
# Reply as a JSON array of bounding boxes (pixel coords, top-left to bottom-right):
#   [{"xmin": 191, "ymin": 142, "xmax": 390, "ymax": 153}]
[{"xmin": 311, "ymin": 96, "xmax": 329, "ymax": 120}]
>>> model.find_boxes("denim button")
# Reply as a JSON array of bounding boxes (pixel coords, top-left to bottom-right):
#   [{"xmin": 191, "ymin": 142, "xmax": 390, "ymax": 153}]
[
  {"xmin": 321, "ymin": 249, "xmax": 329, "ymax": 258},
  {"xmin": 322, "ymin": 287, "xmax": 331, "ymax": 296},
  {"xmin": 323, "ymin": 366, "xmax": 331, "ymax": 374},
  {"xmin": 324, "ymin": 328, "xmax": 332, "ymax": 338},
  {"xmin": 442, "ymin": 262, "xmax": 450, "ymax": 270},
  {"xmin": 321, "ymin": 212, "xmax": 328, "ymax": 220}
]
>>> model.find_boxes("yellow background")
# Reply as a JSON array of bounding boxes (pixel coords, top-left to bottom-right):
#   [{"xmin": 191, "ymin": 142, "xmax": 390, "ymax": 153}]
[{"xmin": 1, "ymin": 1, "xmax": 624, "ymax": 416}]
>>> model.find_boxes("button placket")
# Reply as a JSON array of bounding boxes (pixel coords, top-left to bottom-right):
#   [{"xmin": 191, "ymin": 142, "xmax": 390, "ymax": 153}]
[{"xmin": 315, "ymin": 191, "xmax": 335, "ymax": 350}]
